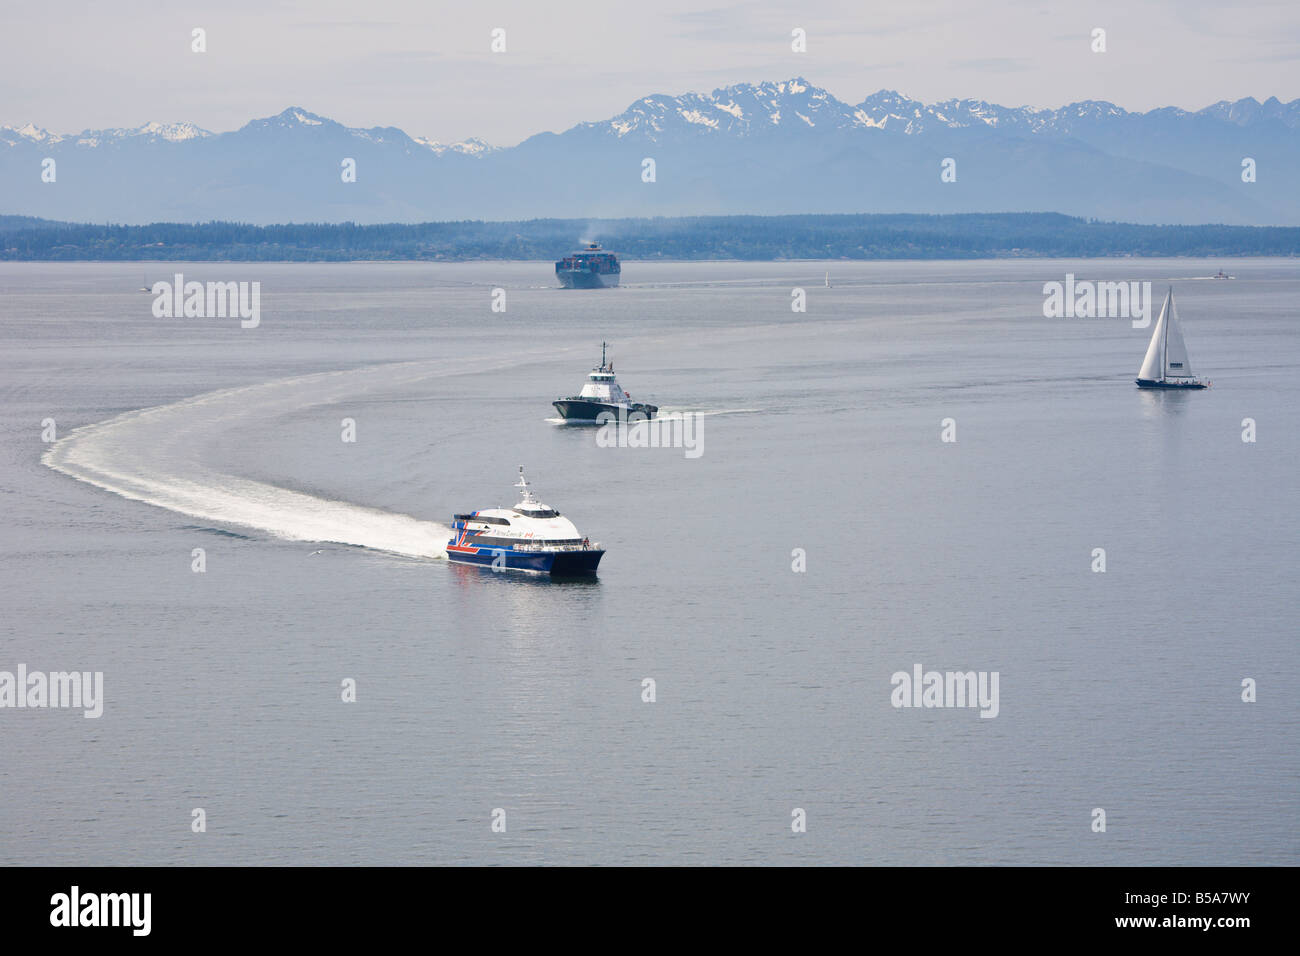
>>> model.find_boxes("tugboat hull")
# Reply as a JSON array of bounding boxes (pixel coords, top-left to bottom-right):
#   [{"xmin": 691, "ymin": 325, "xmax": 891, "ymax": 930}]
[{"xmin": 553, "ymin": 400, "xmax": 657, "ymax": 422}]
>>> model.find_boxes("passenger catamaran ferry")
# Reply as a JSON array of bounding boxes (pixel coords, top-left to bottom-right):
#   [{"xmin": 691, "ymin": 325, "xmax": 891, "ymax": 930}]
[
  {"xmin": 446, "ymin": 468, "xmax": 604, "ymax": 575},
  {"xmin": 553, "ymin": 342, "xmax": 658, "ymax": 422},
  {"xmin": 1136, "ymin": 288, "xmax": 1208, "ymax": 389}
]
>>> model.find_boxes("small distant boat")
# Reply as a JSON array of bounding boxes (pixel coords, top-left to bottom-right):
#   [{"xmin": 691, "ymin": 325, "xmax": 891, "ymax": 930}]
[
  {"xmin": 140, "ymin": 277, "xmax": 152, "ymax": 292},
  {"xmin": 1213, "ymin": 269, "xmax": 1234, "ymax": 279},
  {"xmin": 1136, "ymin": 288, "xmax": 1207, "ymax": 389}
]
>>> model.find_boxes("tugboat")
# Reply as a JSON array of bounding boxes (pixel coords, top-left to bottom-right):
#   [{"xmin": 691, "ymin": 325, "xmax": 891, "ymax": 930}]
[
  {"xmin": 555, "ymin": 243, "xmax": 621, "ymax": 288},
  {"xmin": 553, "ymin": 342, "xmax": 658, "ymax": 422},
  {"xmin": 1136, "ymin": 288, "xmax": 1208, "ymax": 389},
  {"xmin": 445, "ymin": 468, "xmax": 605, "ymax": 575}
]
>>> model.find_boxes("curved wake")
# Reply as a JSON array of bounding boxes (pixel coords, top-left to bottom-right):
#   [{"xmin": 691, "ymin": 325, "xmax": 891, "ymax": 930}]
[{"xmin": 43, "ymin": 362, "xmax": 454, "ymax": 559}]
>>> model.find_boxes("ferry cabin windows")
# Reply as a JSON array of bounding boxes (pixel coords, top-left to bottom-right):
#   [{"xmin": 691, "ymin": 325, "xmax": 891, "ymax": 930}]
[
  {"xmin": 453, "ymin": 514, "xmax": 511, "ymax": 526},
  {"xmin": 462, "ymin": 534, "xmax": 582, "ymax": 548},
  {"xmin": 454, "ymin": 508, "xmax": 561, "ymax": 522}
]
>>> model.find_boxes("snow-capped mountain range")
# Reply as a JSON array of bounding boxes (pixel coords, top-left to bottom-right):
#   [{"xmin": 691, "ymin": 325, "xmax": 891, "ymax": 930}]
[
  {"xmin": 1, "ymin": 108, "xmax": 495, "ymax": 156},
  {"xmin": 3, "ymin": 79, "xmax": 1297, "ymax": 225},
  {"xmin": 0, "ymin": 120, "xmax": 211, "ymax": 147},
  {"xmin": 580, "ymin": 79, "xmax": 1299, "ymax": 140}
]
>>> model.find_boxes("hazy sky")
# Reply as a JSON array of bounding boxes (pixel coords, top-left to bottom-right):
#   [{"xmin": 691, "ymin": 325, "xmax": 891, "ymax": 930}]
[{"xmin": 4, "ymin": 0, "xmax": 1299, "ymax": 144}]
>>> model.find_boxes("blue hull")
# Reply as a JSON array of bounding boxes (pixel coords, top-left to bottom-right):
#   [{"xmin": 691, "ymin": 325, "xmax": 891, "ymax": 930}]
[
  {"xmin": 446, "ymin": 546, "xmax": 604, "ymax": 576},
  {"xmin": 1136, "ymin": 379, "xmax": 1206, "ymax": 389}
]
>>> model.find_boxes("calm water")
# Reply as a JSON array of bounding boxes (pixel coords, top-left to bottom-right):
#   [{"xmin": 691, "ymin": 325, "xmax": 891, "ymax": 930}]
[{"xmin": 0, "ymin": 259, "xmax": 1296, "ymax": 865}]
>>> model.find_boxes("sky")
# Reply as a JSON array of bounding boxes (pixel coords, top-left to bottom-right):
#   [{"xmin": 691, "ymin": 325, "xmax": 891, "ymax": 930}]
[{"xmin": 3, "ymin": 0, "xmax": 1299, "ymax": 145}]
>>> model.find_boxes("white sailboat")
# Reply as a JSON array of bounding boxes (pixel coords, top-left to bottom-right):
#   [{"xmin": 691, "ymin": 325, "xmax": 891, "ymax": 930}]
[{"xmin": 1136, "ymin": 288, "xmax": 1207, "ymax": 389}]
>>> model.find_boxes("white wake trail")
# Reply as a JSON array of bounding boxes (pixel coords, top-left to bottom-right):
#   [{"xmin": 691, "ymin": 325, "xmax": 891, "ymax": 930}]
[{"xmin": 43, "ymin": 362, "xmax": 454, "ymax": 559}]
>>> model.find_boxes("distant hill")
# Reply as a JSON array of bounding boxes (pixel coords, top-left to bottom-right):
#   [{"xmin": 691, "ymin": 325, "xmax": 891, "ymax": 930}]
[
  {"xmin": 2, "ymin": 212, "xmax": 1297, "ymax": 261},
  {"xmin": 2, "ymin": 80, "xmax": 1298, "ymax": 226},
  {"xmin": 0, "ymin": 214, "xmax": 69, "ymax": 231}
]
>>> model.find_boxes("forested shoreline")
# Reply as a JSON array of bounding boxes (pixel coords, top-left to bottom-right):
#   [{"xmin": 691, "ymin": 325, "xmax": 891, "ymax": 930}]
[{"xmin": 2, "ymin": 212, "xmax": 1296, "ymax": 261}]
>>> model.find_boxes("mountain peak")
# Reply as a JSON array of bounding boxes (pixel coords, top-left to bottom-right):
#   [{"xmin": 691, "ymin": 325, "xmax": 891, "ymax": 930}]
[
  {"xmin": 233, "ymin": 108, "xmax": 342, "ymax": 137},
  {"xmin": 1195, "ymin": 95, "xmax": 1300, "ymax": 127},
  {"xmin": 130, "ymin": 121, "xmax": 211, "ymax": 142},
  {"xmin": 2, "ymin": 122, "xmax": 63, "ymax": 144},
  {"xmin": 274, "ymin": 107, "xmax": 329, "ymax": 126},
  {"xmin": 414, "ymin": 135, "xmax": 498, "ymax": 157}
]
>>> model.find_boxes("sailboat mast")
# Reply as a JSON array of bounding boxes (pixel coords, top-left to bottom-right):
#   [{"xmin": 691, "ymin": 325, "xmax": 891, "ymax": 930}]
[{"xmin": 1162, "ymin": 288, "xmax": 1171, "ymax": 381}]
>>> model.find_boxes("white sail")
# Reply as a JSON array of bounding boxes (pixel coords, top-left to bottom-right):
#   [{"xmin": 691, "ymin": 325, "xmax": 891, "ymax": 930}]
[
  {"xmin": 1138, "ymin": 291, "xmax": 1170, "ymax": 381},
  {"xmin": 1162, "ymin": 293, "xmax": 1194, "ymax": 379}
]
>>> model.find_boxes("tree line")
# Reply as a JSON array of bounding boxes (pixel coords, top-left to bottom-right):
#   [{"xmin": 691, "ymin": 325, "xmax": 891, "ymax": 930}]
[{"xmin": 1, "ymin": 213, "xmax": 1296, "ymax": 260}]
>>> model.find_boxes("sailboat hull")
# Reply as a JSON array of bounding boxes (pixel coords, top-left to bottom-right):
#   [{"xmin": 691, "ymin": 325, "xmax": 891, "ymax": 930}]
[{"xmin": 1136, "ymin": 379, "xmax": 1207, "ymax": 389}]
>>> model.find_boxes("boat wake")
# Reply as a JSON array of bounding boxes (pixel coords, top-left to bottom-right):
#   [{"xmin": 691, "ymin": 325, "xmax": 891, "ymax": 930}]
[{"xmin": 43, "ymin": 362, "xmax": 455, "ymax": 560}]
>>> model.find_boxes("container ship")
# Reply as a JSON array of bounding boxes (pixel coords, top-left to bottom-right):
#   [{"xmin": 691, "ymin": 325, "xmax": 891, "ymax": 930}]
[{"xmin": 555, "ymin": 243, "xmax": 621, "ymax": 289}]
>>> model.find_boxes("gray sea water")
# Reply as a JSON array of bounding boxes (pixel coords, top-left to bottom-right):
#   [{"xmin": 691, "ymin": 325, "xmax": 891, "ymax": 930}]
[{"xmin": 0, "ymin": 259, "xmax": 1296, "ymax": 866}]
